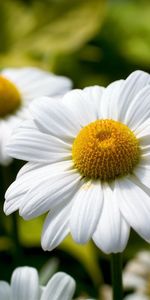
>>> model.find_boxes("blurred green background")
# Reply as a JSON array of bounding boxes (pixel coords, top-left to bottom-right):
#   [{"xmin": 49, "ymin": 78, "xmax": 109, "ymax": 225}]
[{"xmin": 0, "ymin": 0, "xmax": 150, "ymax": 298}]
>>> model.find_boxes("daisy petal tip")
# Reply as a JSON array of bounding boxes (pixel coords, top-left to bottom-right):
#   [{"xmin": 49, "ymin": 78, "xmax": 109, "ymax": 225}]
[
  {"xmin": 41, "ymin": 240, "xmax": 49, "ymax": 252},
  {"xmin": 61, "ymin": 272, "xmax": 76, "ymax": 291},
  {"xmin": 41, "ymin": 228, "xmax": 63, "ymax": 252},
  {"xmin": 93, "ymin": 233, "xmax": 128, "ymax": 255},
  {"xmin": 70, "ymin": 215, "xmax": 91, "ymax": 244},
  {"xmin": 129, "ymin": 69, "xmax": 150, "ymax": 80},
  {"xmin": 3, "ymin": 198, "xmax": 18, "ymax": 216},
  {"xmin": 41, "ymin": 235, "xmax": 54, "ymax": 252},
  {"xmin": 52, "ymin": 272, "xmax": 76, "ymax": 295},
  {"xmin": 3, "ymin": 202, "xmax": 10, "ymax": 216},
  {"xmin": 19, "ymin": 207, "xmax": 33, "ymax": 221},
  {"xmin": 4, "ymin": 185, "xmax": 15, "ymax": 202},
  {"xmin": 71, "ymin": 232, "xmax": 90, "ymax": 245},
  {"xmin": 92, "ymin": 239, "xmax": 111, "ymax": 254},
  {"xmin": 19, "ymin": 213, "xmax": 32, "ymax": 221}
]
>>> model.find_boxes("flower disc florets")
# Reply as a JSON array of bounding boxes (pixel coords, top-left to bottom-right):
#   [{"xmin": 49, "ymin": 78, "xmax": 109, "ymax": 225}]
[
  {"xmin": 72, "ymin": 119, "xmax": 140, "ymax": 181},
  {"xmin": 0, "ymin": 76, "xmax": 21, "ymax": 118}
]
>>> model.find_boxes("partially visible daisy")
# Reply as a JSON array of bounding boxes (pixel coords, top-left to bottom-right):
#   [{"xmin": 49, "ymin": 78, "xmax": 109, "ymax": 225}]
[
  {"xmin": 0, "ymin": 266, "xmax": 76, "ymax": 300},
  {"xmin": 124, "ymin": 295, "xmax": 148, "ymax": 300},
  {"xmin": 0, "ymin": 67, "xmax": 72, "ymax": 165},
  {"xmin": 123, "ymin": 251, "xmax": 150, "ymax": 300},
  {"xmin": 4, "ymin": 70, "xmax": 150, "ymax": 254}
]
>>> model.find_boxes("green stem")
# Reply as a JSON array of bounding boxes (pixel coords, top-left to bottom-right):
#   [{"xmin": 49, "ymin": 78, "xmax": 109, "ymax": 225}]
[
  {"xmin": 111, "ymin": 253, "xmax": 123, "ymax": 300},
  {"xmin": 1, "ymin": 164, "xmax": 21, "ymax": 262}
]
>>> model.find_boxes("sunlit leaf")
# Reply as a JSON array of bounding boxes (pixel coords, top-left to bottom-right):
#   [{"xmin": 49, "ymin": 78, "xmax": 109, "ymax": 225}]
[
  {"xmin": 0, "ymin": 0, "xmax": 106, "ymax": 69},
  {"xmin": 103, "ymin": 2, "xmax": 150, "ymax": 66}
]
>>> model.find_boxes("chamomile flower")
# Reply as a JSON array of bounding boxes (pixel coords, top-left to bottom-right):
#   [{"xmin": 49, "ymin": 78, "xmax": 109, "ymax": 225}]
[
  {"xmin": 4, "ymin": 70, "xmax": 150, "ymax": 254},
  {"xmin": 0, "ymin": 267, "xmax": 75, "ymax": 300},
  {"xmin": 123, "ymin": 251, "xmax": 150, "ymax": 300},
  {"xmin": 124, "ymin": 295, "xmax": 148, "ymax": 300},
  {"xmin": 0, "ymin": 67, "xmax": 72, "ymax": 165}
]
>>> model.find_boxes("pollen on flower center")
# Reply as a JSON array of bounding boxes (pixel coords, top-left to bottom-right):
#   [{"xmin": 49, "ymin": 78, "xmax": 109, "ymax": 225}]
[
  {"xmin": 0, "ymin": 76, "xmax": 22, "ymax": 118},
  {"xmin": 72, "ymin": 119, "xmax": 140, "ymax": 181}
]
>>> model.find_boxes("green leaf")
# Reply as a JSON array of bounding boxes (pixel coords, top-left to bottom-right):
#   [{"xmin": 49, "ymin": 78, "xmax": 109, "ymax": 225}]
[
  {"xmin": 0, "ymin": 0, "xmax": 106, "ymax": 68},
  {"xmin": 103, "ymin": 2, "xmax": 150, "ymax": 67},
  {"xmin": 22, "ymin": 0, "xmax": 106, "ymax": 55}
]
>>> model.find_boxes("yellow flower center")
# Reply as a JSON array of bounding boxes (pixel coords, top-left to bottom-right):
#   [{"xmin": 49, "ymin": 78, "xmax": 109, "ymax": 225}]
[
  {"xmin": 0, "ymin": 76, "xmax": 22, "ymax": 118},
  {"xmin": 72, "ymin": 119, "xmax": 140, "ymax": 181}
]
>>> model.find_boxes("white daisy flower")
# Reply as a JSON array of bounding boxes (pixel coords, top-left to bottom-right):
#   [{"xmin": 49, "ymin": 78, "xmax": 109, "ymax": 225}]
[
  {"xmin": 0, "ymin": 67, "xmax": 72, "ymax": 165},
  {"xmin": 4, "ymin": 70, "xmax": 150, "ymax": 254},
  {"xmin": 123, "ymin": 251, "xmax": 150, "ymax": 300},
  {"xmin": 0, "ymin": 267, "xmax": 76, "ymax": 300},
  {"xmin": 124, "ymin": 295, "xmax": 148, "ymax": 300}
]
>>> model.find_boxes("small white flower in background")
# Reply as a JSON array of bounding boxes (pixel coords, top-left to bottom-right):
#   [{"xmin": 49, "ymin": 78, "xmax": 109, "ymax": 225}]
[
  {"xmin": 0, "ymin": 266, "xmax": 76, "ymax": 300},
  {"xmin": 4, "ymin": 70, "xmax": 150, "ymax": 254},
  {"xmin": 123, "ymin": 251, "xmax": 150, "ymax": 300},
  {"xmin": 124, "ymin": 294, "xmax": 148, "ymax": 300},
  {"xmin": 0, "ymin": 67, "xmax": 72, "ymax": 165}
]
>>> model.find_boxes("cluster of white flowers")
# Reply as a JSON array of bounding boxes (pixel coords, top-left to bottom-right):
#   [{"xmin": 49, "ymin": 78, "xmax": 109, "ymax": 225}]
[
  {"xmin": 0, "ymin": 266, "xmax": 96, "ymax": 300},
  {"xmin": 123, "ymin": 251, "xmax": 150, "ymax": 300},
  {"xmin": 3, "ymin": 69, "xmax": 150, "ymax": 254},
  {"xmin": 0, "ymin": 66, "xmax": 150, "ymax": 299},
  {"xmin": 0, "ymin": 266, "xmax": 89, "ymax": 300}
]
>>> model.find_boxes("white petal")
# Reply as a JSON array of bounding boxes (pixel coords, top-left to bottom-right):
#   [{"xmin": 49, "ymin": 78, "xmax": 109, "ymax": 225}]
[
  {"xmin": 7, "ymin": 119, "xmax": 71, "ymax": 162},
  {"xmin": 117, "ymin": 177, "xmax": 150, "ymax": 242},
  {"xmin": 4, "ymin": 161, "xmax": 73, "ymax": 215},
  {"xmin": 101, "ymin": 71, "xmax": 150, "ymax": 122},
  {"xmin": 123, "ymin": 272, "xmax": 145, "ymax": 290},
  {"xmin": 100, "ymin": 80, "xmax": 124, "ymax": 120},
  {"xmin": 21, "ymin": 76, "xmax": 72, "ymax": 99},
  {"xmin": 134, "ymin": 162, "xmax": 150, "ymax": 189},
  {"xmin": 41, "ymin": 272, "xmax": 75, "ymax": 300},
  {"xmin": 2, "ymin": 67, "xmax": 48, "ymax": 84},
  {"xmin": 30, "ymin": 97, "xmax": 80, "ymax": 140},
  {"xmin": 41, "ymin": 202, "xmax": 72, "ymax": 251},
  {"xmin": 70, "ymin": 180, "xmax": 103, "ymax": 243},
  {"xmin": 0, "ymin": 122, "xmax": 12, "ymax": 166},
  {"xmin": 124, "ymin": 294, "xmax": 148, "ymax": 300},
  {"xmin": 84, "ymin": 85, "xmax": 104, "ymax": 113},
  {"xmin": 124, "ymin": 85, "xmax": 150, "ymax": 131},
  {"xmin": 0, "ymin": 281, "xmax": 10, "ymax": 300},
  {"xmin": 140, "ymin": 147, "xmax": 150, "ymax": 157},
  {"xmin": 62, "ymin": 88, "xmax": 104, "ymax": 126},
  {"xmin": 93, "ymin": 183, "xmax": 130, "ymax": 254},
  {"xmin": 2, "ymin": 67, "xmax": 72, "ymax": 99},
  {"xmin": 19, "ymin": 170, "xmax": 81, "ymax": 220},
  {"xmin": 11, "ymin": 267, "xmax": 39, "ymax": 300},
  {"xmin": 4, "ymin": 164, "xmax": 49, "ymax": 215},
  {"xmin": 134, "ymin": 118, "xmax": 150, "ymax": 148},
  {"xmin": 16, "ymin": 162, "xmax": 44, "ymax": 178},
  {"xmin": 135, "ymin": 118, "xmax": 150, "ymax": 138},
  {"xmin": 117, "ymin": 70, "xmax": 150, "ymax": 122},
  {"xmin": 4, "ymin": 192, "xmax": 23, "ymax": 216}
]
